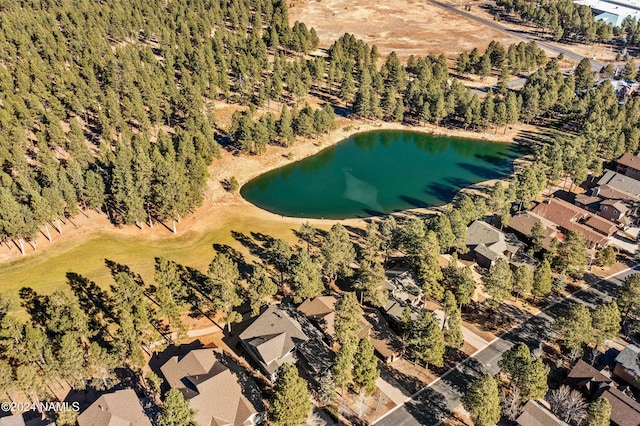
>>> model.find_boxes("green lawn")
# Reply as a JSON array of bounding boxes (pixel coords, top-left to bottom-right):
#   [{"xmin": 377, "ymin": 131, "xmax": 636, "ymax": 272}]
[{"xmin": 0, "ymin": 212, "xmax": 316, "ymax": 300}]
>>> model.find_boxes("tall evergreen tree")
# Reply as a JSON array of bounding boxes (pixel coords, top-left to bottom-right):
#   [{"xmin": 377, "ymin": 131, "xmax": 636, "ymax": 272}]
[
  {"xmin": 352, "ymin": 338, "xmax": 379, "ymax": 395},
  {"xmin": 270, "ymin": 364, "xmax": 312, "ymax": 426}
]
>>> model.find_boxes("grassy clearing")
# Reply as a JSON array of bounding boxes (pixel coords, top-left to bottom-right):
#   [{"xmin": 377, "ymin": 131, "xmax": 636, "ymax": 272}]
[{"xmin": 0, "ymin": 206, "xmax": 335, "ymax": 299}]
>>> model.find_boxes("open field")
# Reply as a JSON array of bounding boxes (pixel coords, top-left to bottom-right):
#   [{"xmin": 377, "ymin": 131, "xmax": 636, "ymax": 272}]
[
  {"xmin": 0, "ymin": 117, "xmax": 529, "ymax": 298},
  {"xmin": 288, "ymin": 0, "xmax": 519, "ymax": 59}
]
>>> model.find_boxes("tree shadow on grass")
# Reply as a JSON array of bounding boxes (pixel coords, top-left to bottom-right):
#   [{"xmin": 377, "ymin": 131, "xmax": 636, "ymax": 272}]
[
  {"xmin": 66, "ymin": 272, "xmax": 117, "ymax": 340},
  {"xmin": 18, "ymin": 287, "xmax": 49, "ymax": 328}
]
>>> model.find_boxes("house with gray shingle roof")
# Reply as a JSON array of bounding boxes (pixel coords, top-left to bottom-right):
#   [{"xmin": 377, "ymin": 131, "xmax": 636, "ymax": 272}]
[
  {"xmin": 240, "ymin": 304, "xmax": 333, "ymax": 382},
  {"xmin": 160, "ymin": 348, "xmax": 264, "ymax": 426},
  {"xmin": 466, "ymin": 220, "xmax": 526, "ymax": 268},
  {"xmin": 239, "ymin": 304, "xmax": 307, "ymax": 380},
  {"xmin": 614, "ymin": 344, "xmax": 640, "ymax": 388}
]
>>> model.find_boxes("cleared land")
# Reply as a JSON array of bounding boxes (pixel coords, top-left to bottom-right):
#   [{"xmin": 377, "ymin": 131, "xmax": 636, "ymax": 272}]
[{"xmin": 288, "ymin": 0, "xmax": 519, "ymax": 58}]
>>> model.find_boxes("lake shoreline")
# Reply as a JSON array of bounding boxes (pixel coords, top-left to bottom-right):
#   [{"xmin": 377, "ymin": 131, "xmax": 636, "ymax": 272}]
[
  {"xmin": 0, "ymin": 118, "xmax": 526, "ymax": 267},
  {"xmin": 239, "ymin": 126, "xmax": 520, "ymax": 219}
]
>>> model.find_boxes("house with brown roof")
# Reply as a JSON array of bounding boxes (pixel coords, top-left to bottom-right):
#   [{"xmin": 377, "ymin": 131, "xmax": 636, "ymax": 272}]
[
  {"xmin": 565, "ymin": 359, "xmax": 612, "ymax": 397},
  {"xmin": 298, "ymin": 296, "xmax": 371, "ymax": 344},
  {"xmin": 516, "ymin": 400, "xmax": 568, "ymax": 426},
  {"xmin": 585, "ymin": 214, "xmax": 619, "ymax": 236},
  {"xmin": 565, "ymin": 359, "xmax": 640, "ymax": 426},
  {"xmin": 531, "ymin": 199, "xmax": 609, "ymax": 248},
  {"xmin": 617, "ymin": 153, "xmax": 640, "ymax": 181},
  {"xmin": 160, "ymin": 348, "xmax": 264, "ymax": 426},
  {"xmin": 508, "ymin": 211, "xmax": 559, "ymax": 251},
  {"xmin": 239, "ymin": 304, "xmax": 308, "ymax": 380},
  {"xmin": 600, "ymin": 199, "xmax": 631, "ymax": 224},
  {"xmin": 364, "ymin": 310, "xmax": 403, "ymax": 363},
  {"xmin": 77, "ymin": 389, "xmax": 151, "ymax": 426},
  {"xmin": 599, "ymin": 386, "xmax": 640, "ymax": 426}
]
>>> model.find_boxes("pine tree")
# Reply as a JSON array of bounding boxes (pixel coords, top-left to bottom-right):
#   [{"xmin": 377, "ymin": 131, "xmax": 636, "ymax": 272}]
[
  {"xmin": 555, "ymin": 303, "xmax": 593, "ymax": 351},
  {"xmin": 158, "ymin": 388, "xmax": 196, "ymax": 426},
  {"xmin": 585, "ymin": 398, "xmax": 611, "ymax": 426},
  {"xmin": 408, "ymin": 310, "xmax": 445, "ymax": 368},
  {"xmin": 321, "ymin": 223, "xmax": 356, "ymax": 286},
  {"xmin": 354, "ymin": 260, "xmax": 388, "ymax": 307},
  {"xmin": 512, "ymin": 265, "xmax": 534, "ymax": 301},
  {"xmin": 618, "ymin": 273, "xmax": 640, "ymax": 322},
  {"xmin": 532, "ymin": 260, "xmax": 553, "ymax": 299},
  {"xmin": 352, "ymin": 338, "xmax": 379, "ymax": 395},
  {"xmin": 462, "ymin": 374, "xmax": 501, "ymax": 426},
  {"xmin": 443, "ymin": 291, "xmax": 464, "ymax": 349},
  {"xmin": 270, "ymin": 364, "xmax": 312, "ymax": 426},
  {"xmin": 246, "ymin": 265, "xmax": 277, "ymax": 316},
  {"xmin": 290, "ymin": 249, "xmax": 324, "ymax": 303},
  {"xmin": 591, "ymin": 301, "xmax": 621, "ymax": 347},
  {"xmin": 557, "ymin": 231, "xmax": 588, "ymax": 279},
  {"xmin": 483, "ymin": 258, "xmax": 513, "ymax": 308},
  {"xmin": 334, "ymin": 292, "xmax": 364, "ymax": 346},
  {"xmin": 207, "ymin": 253, "xmax": 242, "ymax": 332},
  {"xmin": 332, "ymin": 341, "xmax": 356, "ymax": 391}
]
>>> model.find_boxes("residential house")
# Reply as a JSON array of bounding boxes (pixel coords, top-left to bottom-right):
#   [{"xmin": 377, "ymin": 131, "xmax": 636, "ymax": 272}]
[
  {"xmin": 595, "ymin": 170, "xmax": 640, "ymax": 202},
  {"xmin": 575, "ymin": 193, "xmax": 603, "ymax": 213},
  {"xmin": 160, "ymin": 348, "xmax": 265, "ymax": 426},
  {"xmin": 466, "ymin": 220, "xmax": 525, "ymax": 268},
  {"xmin": 239, "ymin": 304, "xmax": 333, "ymax": 381},
  {"xmin": 516, "ymin": 400, "xmax": 568, "ymax": 426},
  {"xmin": 600, "ymin": 386, "xmax": 640, "ymax": 426},
  {"xmin": 531, "ymin": 199, "xmax": 609, "ymax": 248},
  {"xmin": 383, "ymin": 267, "xmax": 423, "ymax": 323},
  {"xmin": 77, "ymin": 389, "xmax": 151, "ymax": 426},
  {"xmin": 617, "ymin": 153, "xmax": 640, "ymax": 181},
  {"xmin": 565, "ymin": 359, "xmax": 612, "ymax": 397},
  {"xmin": 585, "ymin": 214, "xmax": 619, "ymax": 237},
  {"xmin": 565, "ymin": 359, "xmax": 640, "ymax": 426},
  {"xmin": 298, "ymin": 296, "xmax": 371, "ymax": 345},
  {"xmin": 613, "ymin": 344, "xmax": 640, "ymax": 388},
  {"xmin": 600, "ymin": 199, "xmax": 631, "ymax": 225},
  {"xmin": 508, "ymin": 211, "xmax": 559, "ymax": 251}
]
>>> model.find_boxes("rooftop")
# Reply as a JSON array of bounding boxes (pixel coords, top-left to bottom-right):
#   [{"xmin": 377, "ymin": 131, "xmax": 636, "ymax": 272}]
[
  {"xmin": 77, "ymin": 389, "xmax": 151, "ymax": 426},
  {"xmin": 599, "ymin": 386, "xmax": 640, "ymax": 426},
  {"xmin": 508, "ymin": 211, "xmax": 558, "ymax": 250},
  {"xmin": 615, "ymin": 344, "xmax": 640, "ymax": 376},
  {"xmin": 619, "ymin": 153, "xmax": 640, "ymax": 170},
  {"xmin": 598, "ymin": 170, "xmax": 640, "ymax": 199},
  {"xmin": 239, "ymin": 304, "xmax": 308, "ymax": 376},
  {"xmin": 516, "ymin": 400, "xmax": 568, "ymax": 426},
  {"xmin": 467, "ymin": 220, "xmax": 525, "ymax": 259},
  {"xmin": 585, "ymin": 214, "xmax": 618, "ymax": 236},
  {"xmin": 298, "ymin": 296, "xmax": 371, "ymax": 341},
  {"xmin": 160, "ymin": 348, "xmax": 264, "ymax": 426}
]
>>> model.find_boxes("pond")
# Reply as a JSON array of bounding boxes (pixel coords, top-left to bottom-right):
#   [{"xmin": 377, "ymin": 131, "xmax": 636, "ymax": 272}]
[{"xmin": 240, "ymin": 130, "xmax": 521, "ymax": 219}]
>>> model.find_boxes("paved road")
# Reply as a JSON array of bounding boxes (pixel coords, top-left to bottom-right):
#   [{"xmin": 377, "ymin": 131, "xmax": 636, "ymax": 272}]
[
  {"xmin": 427, "ymin": 0, "xmax": 603, "ymax": 72},
  {"xmin": 375, "ymin": 266, "xmax": 639, "ymax": 426}
]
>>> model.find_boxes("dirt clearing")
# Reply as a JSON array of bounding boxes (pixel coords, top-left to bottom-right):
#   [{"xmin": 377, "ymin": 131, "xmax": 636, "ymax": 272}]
[{"xmin": 288, "ymin": 0, "xmax": 519, "ymax": 59}]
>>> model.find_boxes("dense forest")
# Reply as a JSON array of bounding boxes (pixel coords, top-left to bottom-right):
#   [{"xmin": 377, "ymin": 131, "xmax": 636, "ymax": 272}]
[{"xmin": 2, "ymin": 0, "xmax": 640, "ymax": 255}]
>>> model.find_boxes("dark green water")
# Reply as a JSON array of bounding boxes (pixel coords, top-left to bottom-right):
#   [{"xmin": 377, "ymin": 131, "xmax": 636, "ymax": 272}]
[{"xmin": 241, "ymin": 130, "xmax": 520, "ymax": 219}]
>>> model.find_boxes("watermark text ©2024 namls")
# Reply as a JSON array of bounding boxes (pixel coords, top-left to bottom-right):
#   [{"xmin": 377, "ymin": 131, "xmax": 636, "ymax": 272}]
[{"xmin": 1, "ymin": 401, "xmax": 80, "ymax": 413}]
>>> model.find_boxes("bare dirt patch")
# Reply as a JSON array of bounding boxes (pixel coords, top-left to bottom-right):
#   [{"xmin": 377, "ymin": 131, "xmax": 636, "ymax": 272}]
[{"xmin": 288, "ymin": 0, "xmax": 519, "ymax": 59}]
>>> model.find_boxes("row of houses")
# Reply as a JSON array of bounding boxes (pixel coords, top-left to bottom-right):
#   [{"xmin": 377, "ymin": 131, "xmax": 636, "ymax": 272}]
[
  {"xmin": 503, "ymin": 152, "xmax": 640, "ymax": 255},
  {"xmin": 517, "ymin": 346, "xmax": 640, "ymax": 426}
]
